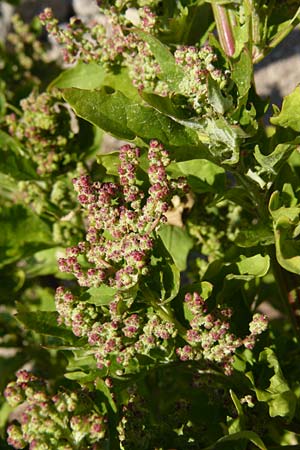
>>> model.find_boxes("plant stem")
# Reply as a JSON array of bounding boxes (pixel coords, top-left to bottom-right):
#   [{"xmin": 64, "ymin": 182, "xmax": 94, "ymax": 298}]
[{"xmin": 212, "ymin": 3, "xmax": 235, "ymax": 57}]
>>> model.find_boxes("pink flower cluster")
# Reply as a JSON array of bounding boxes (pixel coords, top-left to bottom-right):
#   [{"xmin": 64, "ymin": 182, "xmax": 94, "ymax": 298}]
[
  {"xmin": 55, "ymin": 287, "xmax": 177, "ymax": 370},
  {"xmin": 176, "ymin": 292, "xmax": 268, "ymax": 375},
  {"xmin": 58, "ymin": 140, "xmax": 188, "ymax": 290}
]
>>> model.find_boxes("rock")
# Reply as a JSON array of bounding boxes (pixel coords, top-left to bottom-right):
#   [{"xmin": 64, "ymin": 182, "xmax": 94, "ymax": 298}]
[
  {"xmin": 0, "ymin": 2, "xmax": 14, "ymax": 42},
  {"xmin": 72, "ymin": 0, "xmax": 100, "ymax": 20},
  {"xmin": 255, "ymin": 28, "xmax": 300, "ymax": 108}
]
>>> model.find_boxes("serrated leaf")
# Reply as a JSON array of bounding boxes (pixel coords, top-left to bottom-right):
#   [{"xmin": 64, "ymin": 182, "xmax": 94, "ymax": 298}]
[
  {"xmin": 269, "ymin": 191, "xmax": 300, "ymax": 274},
  {"xmin": 236, "ymin": 254, "xmax": 270, "ymax": 277},
  {"xmin": 147, "ymin": 239, "xmax": 181, "ymax": 303},
  {"xmin": 95, "ymin": 378, "xmax": 117, "ymax": 413},
  {"xmin": 141, "ymin": 91, "xmax": 189, "ymax": 120},
  {"xmin": 23, "ymin": 248, "xmax": 64, "ymax": 277},
  {"xmin": 62, "ymin": 87, "xmax": 202, "ymax": 150},
  {"xmin": 254, "ymin": 349, "xmax": 297, "ymax": 420},
  {"xmin": 235, "ymin": 225, "xmax": 274, "ymax": 248},
  {"xmin": 49, "ymin": 61, "xmax": 106, "ymax": 90},
  {"xmin": 136, "ymin": 30, "xmax": 185, "ymax": 91},
  {"xmin": 270, "ymin": 85, "xmax": 300, "ymax": 132},
  {"xmin": 64, "ymin": 371, "xmax": 99, "ymax": 383},
  {"xmin": 232, "ymin": 48, "xmax": 252, "ymax": 97},
  {"xmin": 158, "ymin": 224, "xmax": 194, "ymax": 271},
  {"xmin": 207, "ymin": 74, "xmax": 233, "ymax": 114},
  {"xmin": 15, "ymin": 310, "xmax": 77, "ymax": 343},
  {"xmin": 0, "ymin": 204, "xmax": 52, "ymax": 268},
  {"xmin": 175, "ymin": 158, "xmax": 226, "ymax": 193},
  {"xmin": 82, "ymin": 285, "xmax": 117, "ymax": 306},
  {"xmin": 254, "ymin": 141, "xmax": 299, "ymax": 177},
  {"xmin": 274, "ymin": 216, "xmax": 300, "ymax": 275},
  {"xmin": 181, "ymin": 116, "xmax": 246, "ymax": 165}
]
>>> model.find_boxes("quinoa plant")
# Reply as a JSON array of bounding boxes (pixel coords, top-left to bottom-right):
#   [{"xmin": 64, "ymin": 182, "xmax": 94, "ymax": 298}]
[{"xmin": 1, "ymin": 1, "xmax": 300, "ymax": 449}]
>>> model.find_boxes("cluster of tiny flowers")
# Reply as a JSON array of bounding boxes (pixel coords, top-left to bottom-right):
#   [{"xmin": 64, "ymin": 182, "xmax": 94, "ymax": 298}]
[
  {"xmin": 6, "ymin": 15, "xmax": 46, "ymax": 71},
  {"xmin": 55, "ymin": 287, "xmax": 177, "ymax": 370},
  {"xmin": 39, "ymin": 7, "xmax": 169, "ymax": 95},
  {"xmin": 4, "ymin": 370, "xmax": 107, "ymax": 449},
  {"xmin": 97, "ymin": 0, "xmax": 161, "ymax": 11},
  {"xmin": 126, "ymin": 39, "xmax": 169, "ymax": 95},
  {"xmin": 58, "ymin": 140, "xmax": 188, "ymax": 290},
  {"xmin": 176, "ymin": 292, "xmax": 268, "ymax": 375},
  {"xmin": 6, "ymin": 92, "xmax": 78, "ymax": 175},
  {"xmin": 3, "ymin": 14, "xmax": 46, "ymax": 100},
  {"xmin": 40, "ymin": 7, "xmax": 157, "ymax": 66},
  {"xmin": 174, "ymin": 44, "xmax": 230, "ymax": 114}
]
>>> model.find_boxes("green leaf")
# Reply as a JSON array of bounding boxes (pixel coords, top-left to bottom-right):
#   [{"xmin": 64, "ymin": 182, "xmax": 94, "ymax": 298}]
[
  {"xmin": 15, "ymin": 310, "xmax": 77, "ymax": 343},
  {"xmin": 0, "ymin": 130, "xmax": 37, "ymax": 180},
  {"xmin": 64, "ymin": 370, "xmax": 99, "ymax": 383},
  {"xmin": 273, "ymin": 216, "xmax": 300, "ymax": 275},
  {"xmin": 135, "ymin": 30, "xmax": 185, "ymax": 91},
  {"xmin": 48, "ymin": 61, "xmax": 106, "ymax": 90},
  {"xmin": 269, "ymin": 191, "xmax": 300, "ymax": 274},
  {"xmin": 97, "ymin": 152, "xmax": 120, "ymax": 176},
  {"xmin": 141, "ymin": 91, "xmax": 189, "ymax": 120},
  {"xmin": 23, "ymin": 248, "xmax": 64, "ymax": 277},
  {"xmin": 236, "ymin": 254, "xmax": 270, "ymax": 278},
  {"xmin": 254, "ymin": 349, "xmax": 297, "ymax": 420},
  {"xmin": 181, "ymin": 116, "xmax": 247, "ymax": 165},
  {"xmin": 235, "ymin": 225, "xmax": 274, "ymax": 248},
  {"xmin": 254, "ymin": 141, "xmax": 298, "ymax": 177},
  {"xmin": 82, "ymin": 285, "xmax": 117, "ymax": 306},
  {"xmin": 232, "ymin": 48, "xmax": 252, "ymax": 98},
  {"xmin": 62, "ymin": 87, "xmax": 203, "ymax": 150},
  {"xmin": 207, "ymin": 74, "xmax": 233, "ymax": 114},
  {"xmin": 148, "ymin": 239, "xmax": 181, "ymax": 303},
  {"xmin": 203, "ymin": 430, "xmax": 267, "ymax": 450},
  {"xmin": 0, "ymin": 401, "xmax": 12, "ymax": 433},
  {"xmin": 158, "ymin": 225, "xmax": 194, "ymax": 271},
  {"xmin": 172, "ymin": 158, "xmax": 226, "ymax": 193},
  {"xmin": 0, "ymin": 204, "xmax": 52, "ymax": 268},
  {"xmin": 95, "ymin": 378, "xmax": 117, "ymax": 413},
  {"xmin": 270, "ymin": 86, "xmax": 300, "ymax": 132}
]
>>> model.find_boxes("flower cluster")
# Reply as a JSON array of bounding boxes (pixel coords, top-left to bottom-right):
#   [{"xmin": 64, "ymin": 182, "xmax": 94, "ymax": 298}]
[
  {"xmin": 40, "ymin": 8, "xmax": 231, "ymax": 105},
  {"xmin": 177, "ymin": 292, "xmax": 268, "ymax": 375},
  {"xmin": 4, "ymin": 370, "xmax": 107, "ymax": 449},
  {"xmin": 58, "ymin": 140, "xmax": 188, "ymax": 290},
  {"xmin": 174, "ymin": 44, "xmax": 230, "ymax": 114},
  {"xmin": 6, "ymin": 92, "xmax": 78, "ymax": 175},
  {"xmin": 2, "ymin": 14, "xmax": 47, "ymax": 102},
  {"xmin": 55, "ymin": 287, "xmax": 177, "ymax": 370},
  {"xmin": 39, "ymin": 7, "xmax": 156, "ymax": 67}
]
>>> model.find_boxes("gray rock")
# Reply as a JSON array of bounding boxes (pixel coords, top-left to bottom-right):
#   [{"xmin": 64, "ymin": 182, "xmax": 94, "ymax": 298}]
[
  {"xmin": 0, "ymin": 2, "xmax": 14, "ymax": 42},
  {"xmin": 72, "ymin": 0, "xmax": 100, "ymax": 20},
  {"xmin": 255, "ymin": 28, "xmax": 300, "ymax": 107}
]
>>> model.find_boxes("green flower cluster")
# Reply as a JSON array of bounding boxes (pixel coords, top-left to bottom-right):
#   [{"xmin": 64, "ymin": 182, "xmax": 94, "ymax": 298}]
[
  {"xmin": 4, "ymin": 371, "xmax": 107, "ymax": 449},
  {"xmin": 6, "ymin": 92, "xmax": 79, "ymax": 176}
]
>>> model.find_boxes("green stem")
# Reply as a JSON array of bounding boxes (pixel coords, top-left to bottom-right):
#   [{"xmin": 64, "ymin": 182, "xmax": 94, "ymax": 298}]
[{"xmin": 212, "ymin": 3, "xmax": 235, "ymax": 57}]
